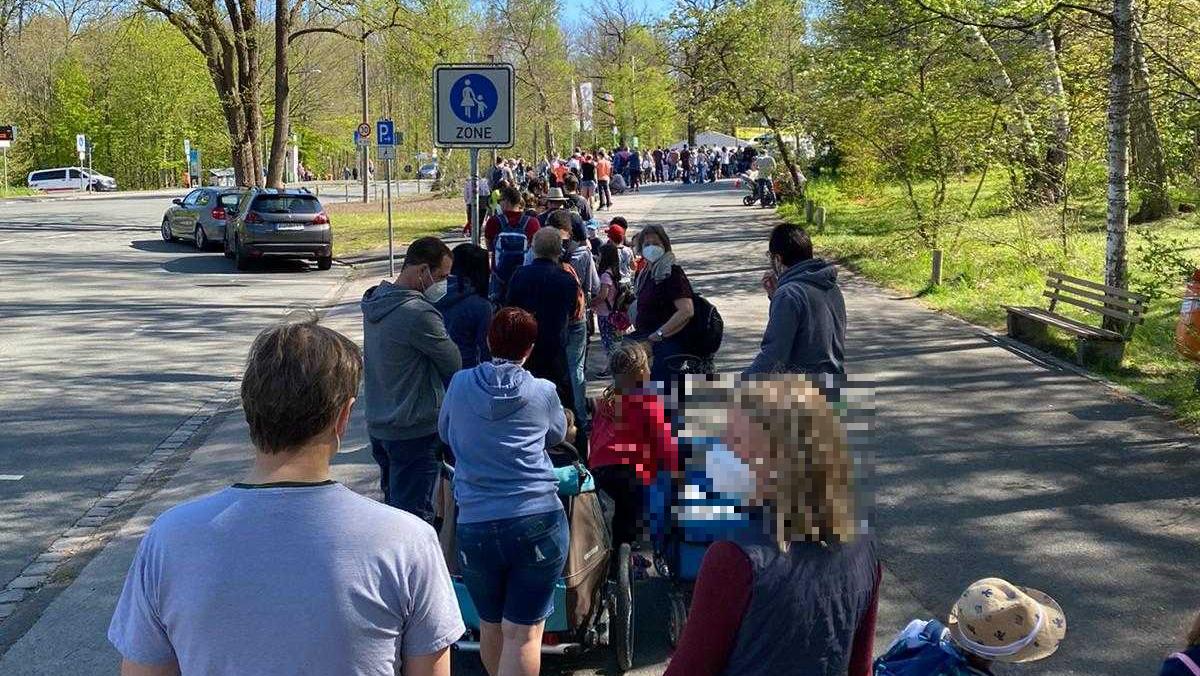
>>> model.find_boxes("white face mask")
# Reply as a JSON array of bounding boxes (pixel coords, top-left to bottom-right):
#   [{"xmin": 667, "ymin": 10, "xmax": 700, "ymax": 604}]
[
  {"xmin": 705, "ymin": 444, "xmax": 756, "ymax": 500},
  {"xmin": 642, "ymin": 244, "xmax": 665, "ymax": 263},
  {"xmin": 423, "ymin": 269, "xmax": 448, "ymax": 303}
]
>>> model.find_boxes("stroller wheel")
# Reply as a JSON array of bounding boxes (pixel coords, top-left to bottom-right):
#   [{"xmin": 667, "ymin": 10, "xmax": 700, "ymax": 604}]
[
  {"xmin": 668, "ymin": 590, "xmax": 689, "ymax": 648},
  {"xmin": 613, "ymin": 543, "xmax": 635, "ymax": 672},
  {"xmin": 742, "ymin": 195, "xmax": 755, "ymax": 206}
]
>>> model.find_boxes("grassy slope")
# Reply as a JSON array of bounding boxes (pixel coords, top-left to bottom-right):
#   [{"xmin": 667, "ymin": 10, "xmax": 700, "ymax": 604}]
[
  {"xmin": 781, "ymin": 175, "xmax": 1200, "ymax": 423},
  {"xmin": 326, "ymin": 194, "xmax": 462, "ymax": 258}
]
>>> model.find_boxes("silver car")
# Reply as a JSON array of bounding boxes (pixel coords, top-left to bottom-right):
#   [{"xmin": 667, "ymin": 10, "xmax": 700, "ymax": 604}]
[{"xmin": 160, "ymin": 188, "xmax": 247, "ymax": 250}]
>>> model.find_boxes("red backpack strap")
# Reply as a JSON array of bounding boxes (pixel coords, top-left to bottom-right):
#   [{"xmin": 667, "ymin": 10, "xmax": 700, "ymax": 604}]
[{"xmin": 1171, "ymin": 653, "xmax": 1200, "ymax": 676}]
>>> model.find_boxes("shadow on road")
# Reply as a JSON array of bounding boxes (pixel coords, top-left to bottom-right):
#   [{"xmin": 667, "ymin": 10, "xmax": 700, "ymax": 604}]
[
  {"xmin": 160, "ymin": 254, "xmax": 316, "ymax": 275},
  {"xmin": 130, "ymin": 239, "xmax": 195, "ymax": 254}
]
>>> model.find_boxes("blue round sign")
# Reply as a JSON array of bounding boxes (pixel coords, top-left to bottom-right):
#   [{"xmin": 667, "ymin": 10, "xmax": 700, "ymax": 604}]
[{"xmin": 449, "ymin": 74, "xmax": 498, "ymax": 124}]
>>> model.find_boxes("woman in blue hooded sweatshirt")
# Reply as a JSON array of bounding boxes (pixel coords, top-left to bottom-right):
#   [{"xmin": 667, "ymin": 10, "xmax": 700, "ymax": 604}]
[
  {"xmin": 436, "ymin": 243, "xmax": 494, "ymax": 369},
  {"xmin": 438, "ymin": 306, "xmax": 568, "ymax": 676}
]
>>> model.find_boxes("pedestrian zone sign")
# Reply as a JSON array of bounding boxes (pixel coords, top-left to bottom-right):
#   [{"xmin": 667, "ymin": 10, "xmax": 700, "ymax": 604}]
[{"xmin": 433, "ymin": 64, "xmax": 514, "ymax": 148}]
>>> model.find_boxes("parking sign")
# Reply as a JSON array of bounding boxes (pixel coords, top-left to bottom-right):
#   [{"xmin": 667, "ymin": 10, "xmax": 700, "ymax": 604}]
[
  {"xmin": 377, "ymin": 119, "xmax": 395, "ymax": 147},
  {"xmin": 433, "ymin": 64, "xmax": 514, "ymax": 148}
]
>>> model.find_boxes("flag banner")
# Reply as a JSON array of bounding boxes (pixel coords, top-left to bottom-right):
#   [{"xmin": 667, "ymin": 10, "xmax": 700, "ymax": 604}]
[
  {"xmin": 579, "ymin": 82, "xmax": 594, "ymax": 132},
  {"xmin": 570, "ymin": 78, "xmax": 580, "ymax": 128}
]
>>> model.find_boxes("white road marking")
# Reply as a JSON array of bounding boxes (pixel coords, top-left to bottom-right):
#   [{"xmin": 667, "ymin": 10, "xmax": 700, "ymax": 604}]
[
  {"xmin": 0, "ymin": 240, "xmax": 15, "ymax": 246},
  {"xmin": 45, "ymin": 233, "xmax": 74, "ymax": 239},
  {"xmin": 0, "ymin": 474, "xmax": 25, "ymax": 481}
]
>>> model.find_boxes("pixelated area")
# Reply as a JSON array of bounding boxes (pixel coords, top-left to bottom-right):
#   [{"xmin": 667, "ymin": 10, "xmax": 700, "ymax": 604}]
[{"xmin": 623, "ymin": 373, "xmax": 875, "ymax": 574}]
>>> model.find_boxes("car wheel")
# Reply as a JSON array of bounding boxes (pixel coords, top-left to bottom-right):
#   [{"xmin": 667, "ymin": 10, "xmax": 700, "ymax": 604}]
[
  {"xmin": 316, "ymin": 256, "xmax": 332, "ymax": 271},
  {"xmin": 194, "ymin": 225, "xmax": 209, "ymax": 251},
  {"xmin": 235, "ymin": 237, "xmax": 250, "ymax": 271},
  {"xmin": 161, "ymin": 218, "xmax": 175, "ymax": 242}
]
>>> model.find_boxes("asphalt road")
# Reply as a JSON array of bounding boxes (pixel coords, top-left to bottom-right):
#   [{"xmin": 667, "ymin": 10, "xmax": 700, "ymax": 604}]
[{"xmin": 0, "ymin": 193, "xmax": 349, "ymax": 589}]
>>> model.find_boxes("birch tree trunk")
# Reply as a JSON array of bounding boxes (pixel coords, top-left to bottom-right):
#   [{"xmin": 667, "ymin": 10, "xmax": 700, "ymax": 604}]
[
  {"xmin": 1129, "ymin": 21, "xmax": 1172, "ymax": 222},
  {"xmin": 1037, "ymin": 26, "xmax": 1070, "ymax": 204},
  {"xmin": 967, "ymin": 25, "xmax": 1047, "ymax": 205},
  {"xmin": 1105, "ymin": 0, "xmax": 1134, "ymax": 309}
]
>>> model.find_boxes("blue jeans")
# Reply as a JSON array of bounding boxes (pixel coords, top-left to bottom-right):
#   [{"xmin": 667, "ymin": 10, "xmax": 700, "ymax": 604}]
[
  {"xmin": 566, "ymin": 321, "xmax": 588, "ymax": 430},
  {"xmin": 370, "ymin": 433, "xmax": 440, "ymax": 523},
  {"xmin": 457, "ymin": 509, "xmax": 569, "ymax": 625}
]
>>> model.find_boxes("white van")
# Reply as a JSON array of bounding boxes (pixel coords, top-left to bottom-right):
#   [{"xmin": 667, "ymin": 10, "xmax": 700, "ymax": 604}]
[{"xmin": 27, "ymin": 167, "xmax": 118, "ymax": 192}]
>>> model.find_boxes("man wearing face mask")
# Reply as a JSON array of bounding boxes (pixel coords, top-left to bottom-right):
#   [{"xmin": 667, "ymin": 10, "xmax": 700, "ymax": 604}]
[
  {"xmin": 362, "ymin": 236, "xmax": 462, "ymax": 522},
  {"xmin": 745, "ymin": 223, "xmax": 846, "ymax": 375}
]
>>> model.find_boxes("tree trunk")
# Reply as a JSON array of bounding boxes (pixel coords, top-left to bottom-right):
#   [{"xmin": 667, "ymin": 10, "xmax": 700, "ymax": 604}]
[
  {"xmin": 265, "ymin": 0, "xmax": 290, "ymax": 188},
  {"xmin": 762, "ymin": 110, "xmax": 801, "ymax": 189},
  {"xmin": 1037, "ymin": 26, "xmax": 1070, "ymax": 204},
  {"xmin": 967, "ymin": 25, "xmax": 1048, "ymax": 205},
  {"xmin": 1129, "ymin": 22, "xmax": 1172, "ymax": 222},
  {"xmin": 1104, "ymin": 0, "xmax": 1134, "ymax": 310}
]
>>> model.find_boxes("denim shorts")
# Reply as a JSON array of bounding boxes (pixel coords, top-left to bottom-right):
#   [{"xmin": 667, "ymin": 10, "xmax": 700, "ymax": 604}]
[{"xmin": 456, "ymin": 509, "xmax": 569, "ymax": 625}]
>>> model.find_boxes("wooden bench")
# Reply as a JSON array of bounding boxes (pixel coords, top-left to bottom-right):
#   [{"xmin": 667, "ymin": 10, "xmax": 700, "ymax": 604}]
[{"xmin": 1004, "ymin": 271, "xmax": 1148, "ymax": 367}]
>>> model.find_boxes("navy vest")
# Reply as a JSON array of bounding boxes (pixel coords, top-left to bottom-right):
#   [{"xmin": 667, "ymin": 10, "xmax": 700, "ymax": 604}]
[{"xmin": 721, "ymin": 528, "xmax": 878, "ymax": 676}]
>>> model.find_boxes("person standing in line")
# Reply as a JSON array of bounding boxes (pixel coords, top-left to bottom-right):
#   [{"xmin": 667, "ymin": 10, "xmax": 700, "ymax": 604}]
[
  {"xmin": 505, "ymin": 227, "xmax": 582, "ymax": 412},
  {"xmin": 563, "ymin": 173, "xmax": 593, "ymax": 223},
  {"xmin": 720, "ymin": 146, "xmax": 731, "ymax": 178},
  {"xmin": 550, "ymin": 210, "xmax": 598, "ymax": 435},
  {"xmin": 1161, "ymin": 611, "xmax": 1200, "ymax": 676},
  {"xmin": 439, "ymin": 307, "xmax": 569, "ymax": 676},
  {"xmin": 680, "ymin": 146, "xmax": 693, "ymax": 184},
  {"xmin": 437, "ymin": 243, "xmax": 494, "ymax": 370},
  {"xmin": 109, "ymin": 316, "xmax": 464, "ymax": 676},
  {"xmin": 463, "ymin": 174, "xmax": 489, "ymax": 235},
  {"xmin": 629, "ymin": 150, "xmax": 642, "ymax": 193},
  {"xmin": 745, "ymin": 223, "xmax": 846, "ymax": 376},
  {"xmin": 362, "ymin": 237, "xmax": 461, "ymax": 523},
  {"xmin": 606, "ymin": 218, "xmax": 635, "ymax": 281},
  {"xmin": 653, "ymin": 146, "xmax": 665, "ymax": 183},
  {"xmin": 664, "ymin": 377, "xmax": 879, "ymax": 676},
  {"xmin": 631, "ymin": 224, "xmax": 695, "ymax": 382},
  {"xmin": 596, "ymin": 150, "xmax": 614, "ymax": 211},
  {"xmin": 579, "ymin": 153, "xmax": 597, "ymax": 207},
  {"xmin": 592, "ymin": 242, "xmax": 625, "ymax": 362}
]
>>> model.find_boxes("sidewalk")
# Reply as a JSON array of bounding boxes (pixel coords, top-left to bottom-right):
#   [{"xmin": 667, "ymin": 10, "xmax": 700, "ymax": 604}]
[{"xmin": 1, "ymin": 181, "xmax": 1195, "ymax": 674}]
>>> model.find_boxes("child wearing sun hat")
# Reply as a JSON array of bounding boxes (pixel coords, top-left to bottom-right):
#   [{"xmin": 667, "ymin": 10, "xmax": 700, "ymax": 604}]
[{"xmin": 874, "ymin": 577, "xmax": 1067, "ymax": 675}]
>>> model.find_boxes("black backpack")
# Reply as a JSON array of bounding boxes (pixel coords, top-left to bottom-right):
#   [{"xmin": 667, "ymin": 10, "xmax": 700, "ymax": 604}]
[{"xmin": 679, "ymin": 292, "xmax": 723, "ymax": 358}]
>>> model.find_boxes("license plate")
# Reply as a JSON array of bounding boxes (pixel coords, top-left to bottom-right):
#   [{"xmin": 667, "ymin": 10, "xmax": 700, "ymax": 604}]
[{"xmin": 275, "ymin": 224, "xmax": 304, "ymax": 231}]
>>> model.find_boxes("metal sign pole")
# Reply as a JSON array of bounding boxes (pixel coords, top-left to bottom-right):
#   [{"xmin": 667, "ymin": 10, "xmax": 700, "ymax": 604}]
[
  {"xmin": 386, "ymin": 158, "xmax": 394, "ymax": 277},
  {"xmin": 469, "ymin": 148, "xmax": 480, "ymax": 247},
  {"xmin": 2, "ymin": 147, "xmax": 7, "ymax": 197}
]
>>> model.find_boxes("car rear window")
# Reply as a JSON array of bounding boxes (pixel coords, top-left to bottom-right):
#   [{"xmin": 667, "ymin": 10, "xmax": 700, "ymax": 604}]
[{"xmin": 251, "ymin": 195, "xmax": 321, "ymax": 214}]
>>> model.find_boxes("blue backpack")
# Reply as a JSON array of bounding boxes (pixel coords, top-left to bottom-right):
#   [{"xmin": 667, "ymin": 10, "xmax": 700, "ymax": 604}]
[
  {"xmin": 874, "ymin": 620, "xmax": 989, "ymax": 676},
  {"xmin": 493, "ymin": 212, "xmax": 532, "ymax": 286}
]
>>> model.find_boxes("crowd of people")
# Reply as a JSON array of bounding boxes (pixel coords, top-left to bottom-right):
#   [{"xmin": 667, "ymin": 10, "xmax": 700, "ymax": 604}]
[{"xmin": 114, "ymin": 167, "xmax": 1200, "ymax": 676}]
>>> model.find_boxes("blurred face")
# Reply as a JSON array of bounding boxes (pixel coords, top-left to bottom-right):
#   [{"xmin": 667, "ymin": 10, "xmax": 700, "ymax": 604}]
[{"xmin": 723, "ymin": 407, "xmax": 772, "ymax": 501}]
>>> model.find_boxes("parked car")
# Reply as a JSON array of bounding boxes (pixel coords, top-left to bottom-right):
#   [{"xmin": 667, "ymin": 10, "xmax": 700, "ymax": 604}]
[
  {"xmin": 160, "ymin": 187, "xmax": 248, "ymax": 250},
  {"xmin": 27, "ymin": 167, "xmax": 117, "ymax": 192},
  {"xmin": 417, "ymin": 162, "xmax": 439, "ymax": 179},
  {"xmin": 224, "ymin": 188, "xmax": 333, "ymax": 271}
]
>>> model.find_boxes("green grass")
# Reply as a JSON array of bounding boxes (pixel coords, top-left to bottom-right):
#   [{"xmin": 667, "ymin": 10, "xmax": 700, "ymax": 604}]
[
  {"xmin": 1, "ymin": 186, "xmax": 38, "ymax": 196},
  {"xmin": 782, "ymin": 174, "xmax": 1200, "ymax": 424},
  {"xmin": 328, "ymin": 195, "xmax": 462, "ymax": 257}
]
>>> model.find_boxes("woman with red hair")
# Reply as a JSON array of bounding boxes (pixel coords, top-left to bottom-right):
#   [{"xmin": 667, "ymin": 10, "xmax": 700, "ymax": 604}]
[{"xmin": 438, "ymin": 307, "xmax": 570, "ymax": 676}]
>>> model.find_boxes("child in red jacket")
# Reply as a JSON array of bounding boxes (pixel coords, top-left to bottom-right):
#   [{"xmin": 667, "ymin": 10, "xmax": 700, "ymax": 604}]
[{"xmin": 589, "ymin": 341, "xmax": 679, "ymax": 549}]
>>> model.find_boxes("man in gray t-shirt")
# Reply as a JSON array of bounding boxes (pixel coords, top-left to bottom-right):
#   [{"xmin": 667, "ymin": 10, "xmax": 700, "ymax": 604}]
[{"xmin": 108, "ymin": 316, "xmax": 464, "ymax": 676}]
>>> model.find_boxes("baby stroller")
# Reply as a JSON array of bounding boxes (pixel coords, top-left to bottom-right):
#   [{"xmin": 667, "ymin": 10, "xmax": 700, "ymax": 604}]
[
  {"xmin": 643, "ymin": 374, "xmax": 755, "ymax": 647},
  {"xmin": 735, "ymin": 171, "xmax": 761, "ymax": 206},
  {"xmin": 436, "ymin": 442, "xmax": 641, "ymax": 671}
]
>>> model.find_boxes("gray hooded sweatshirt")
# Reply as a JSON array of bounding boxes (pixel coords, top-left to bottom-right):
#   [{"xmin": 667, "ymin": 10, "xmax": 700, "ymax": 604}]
[
  {"xmin": 744, "ymin": 258, "xmax": 846, "ymax": 375},
  {"xmin": 362, "ymin": 280, "xmax": 462, "ymax": 440}
]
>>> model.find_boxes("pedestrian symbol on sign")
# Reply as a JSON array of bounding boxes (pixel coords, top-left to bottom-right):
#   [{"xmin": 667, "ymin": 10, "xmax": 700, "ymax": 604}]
[{"xmin": 450, "ymin": 75, "xmax": 497, "ymax": 124}]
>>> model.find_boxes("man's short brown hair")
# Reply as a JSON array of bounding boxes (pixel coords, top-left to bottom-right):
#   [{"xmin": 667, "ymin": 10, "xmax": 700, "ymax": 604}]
[{"xmin": 241, "ymin": 312, "xmax": 363, "ymax": 454}]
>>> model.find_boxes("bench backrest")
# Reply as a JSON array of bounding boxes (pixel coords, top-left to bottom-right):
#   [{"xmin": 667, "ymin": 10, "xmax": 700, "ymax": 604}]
[{"xmin": 1044, "ymin": 271, "xmax": 1149, "ymax": 338}]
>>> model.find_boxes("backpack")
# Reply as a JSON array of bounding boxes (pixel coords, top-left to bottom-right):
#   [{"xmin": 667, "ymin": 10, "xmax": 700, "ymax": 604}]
[
  {"xmin": 493, "ymin": 213, "xmax": 532, "ymax": 285},
  {"xmin": 678, "ymin": 292, "xmax": 723, "ymax": 358},
  {"xmin": 873, "ymin": 620, "xmax": 989, "ymax": 676},
  {"xmin": 606, "ymin": 279, "xmax": 635, "ymax": 332},
  {"xmin": 490, "ymin": 164, "xmax": 505, "ymax": 187}
]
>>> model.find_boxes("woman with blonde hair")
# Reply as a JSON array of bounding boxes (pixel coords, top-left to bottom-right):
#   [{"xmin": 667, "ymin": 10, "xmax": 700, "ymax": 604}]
[
  {"xmin": 1161, "ymin": 611, "xmax": 1200, "ymax": 675},
  {"xmin": 664, "ymin": 376, "xmax": 880, "ymax": 676}
]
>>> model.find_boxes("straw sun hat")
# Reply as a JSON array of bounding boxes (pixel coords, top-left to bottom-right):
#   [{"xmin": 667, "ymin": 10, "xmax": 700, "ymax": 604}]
[{"xmin": 947, "ymin": 577, "xmax": 1067, "ymax": 663}]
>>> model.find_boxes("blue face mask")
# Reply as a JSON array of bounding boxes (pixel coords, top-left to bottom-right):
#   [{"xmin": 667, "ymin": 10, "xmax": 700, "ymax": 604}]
[{"xmin": 705, "ymin": 442, "xmax": 756, "ymax": 500}]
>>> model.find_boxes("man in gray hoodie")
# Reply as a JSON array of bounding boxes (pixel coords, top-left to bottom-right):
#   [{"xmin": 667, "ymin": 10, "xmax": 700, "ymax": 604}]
[
  {"xmin": 745, "ymin": 223, "xmax": 846, "ymax": 375},
  {"xmin": 362, "ymin": 236, "xmax": 461, "ymax": 522}
]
